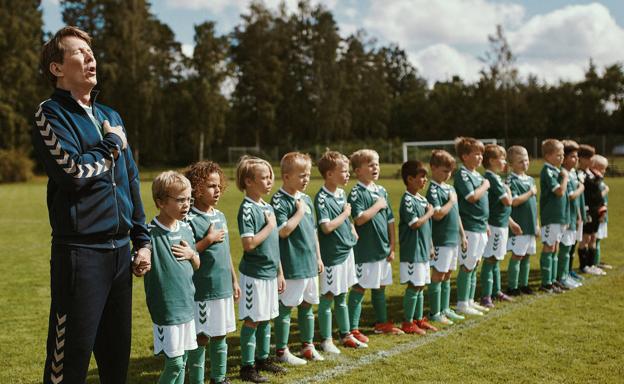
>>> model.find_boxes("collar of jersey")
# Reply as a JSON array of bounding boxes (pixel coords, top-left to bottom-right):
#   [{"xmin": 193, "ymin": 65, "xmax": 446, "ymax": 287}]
[
  {"xmin": 244, "ymin": 196, "xmax": 269, "ymax": 207},
  {"xmin": 460, "ymin": 165, "xmax": 479, "ymax": 176},
  {"xmin": 511, "ymin": 172, "xmax": 529, "ymax": 180},
  {"xmin": 485, "ymin": 169, "xmax": 501, "ymax": 179},
  {"xmin": 357, "ymin": 181, "xmax": 378, "ymax": 192},
  {"xmin": 429, "ymin": 179, "xmax": 449, "ymax": 190},
  {"xmin": 153, "ymin": 217, "xmax": 180, "ymax": 232},
  {"xmin": 404, "ymin": 190, "xmax": 426, "ymax": 201},
  {"xmin": 191, "ymin": 206, "xmax": 217, "ymax": 217},
  {"xmin": 544, "ymin": 162, "xmax": 560, "ymax": 171},
  {"xmin": 321, "ymin": 185, "xmax": 343, "ymax": 198},
  {"xmin": 279, "ymin": 187, "xmax": 301, "ymax": 200}
]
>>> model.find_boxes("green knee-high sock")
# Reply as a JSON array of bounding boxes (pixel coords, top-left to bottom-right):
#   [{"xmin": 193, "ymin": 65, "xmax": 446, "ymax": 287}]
[
  {"xmin": 159, "ymin": 355, "xmax": 186, "ymax": 384},
  {"xmin": 508, "ymin": 258, "xmax": 520, "ymax": 290},
  {"xmin": 441, "ymin": 279, "xmax": 451, "ymax": 312},
  {"xmin": 480, "ymin": 261, "xmax": 494, "ymax": 298},
  {"xmin": 595, "ymin": 239, "xmax": 602, "ymax": 265},
  {"xmin": 240, "ymin": 324, "xmax": 257, "ymax": 367},
  {"xmin": 469, "ymin": 268, "xmax": 478, "ymax": 301},
  {"xmin": 175, "ymin": 352, "xmax": 188, "ymax": 384},
  {"xmin": 275, "ymin": 303, "xmax": 291, "ymax": 350},
  {"xmin": 298, "ymin": 304, "xmax": 314, "ymax": 344},
  {"xmin": 493, "ymin": 260, "xmax": 502, "ymax": 295},
  {"xmin": 540, "ymin": 251, "xmax": 552, "ymax": 286},
  {"xmin": 557, "ymin": 244, "xmax": 571, "ymax": 281},
  {"xmin": 334, "ymin": 293, "xmax": 350, "ymax": 336},
  {"xmin": 551, "ymin": 251, "xmax": 559, "ymax": 283},
  {"xmin": 520, "ymin": 255, "xmax": 531, "ymax": 287},
  {"xmin": 348, "ymin": 289, "xmax": 365, "ymax": 330},
  {"xmin": 318, "ymin": 296, "xmax": 333, "ymax": 340},
  {"xmin": 403, "ymin": 287, "xmax": 418, "ymax": 322},
  {"xmin": 428, "ymin": 281, "xmax": 442, "ymax": 316},
  {"xmin": 187, "ymin": 346, "xmax": 205, "ymax": 384},
  {"xmin": 456, "ymin": 269, "xmax": 470, "ymax": 303},
  {"xmin": 415, "ymin": 290, "xmax": 425, "ymax": 321},
  {"xmin": 371, "ymin": 288, "xmax": 387, "ymax": 324},
  {"xmin": 255, "ymin": 321, "xmax": 271, "ymax": 361},
  {"xmin": 209, "ymin": 338, "xmax": 227, "ymax": 382}
]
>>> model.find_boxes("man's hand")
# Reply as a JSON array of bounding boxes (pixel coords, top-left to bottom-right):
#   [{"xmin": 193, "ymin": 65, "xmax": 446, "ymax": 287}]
[
  {"xmin": 103, "ymin": 120, "xmax": 128, "ymax": 150},
  {"xmin": 133, "ymin": 247, "xmax": 151, "ymax": 277}
]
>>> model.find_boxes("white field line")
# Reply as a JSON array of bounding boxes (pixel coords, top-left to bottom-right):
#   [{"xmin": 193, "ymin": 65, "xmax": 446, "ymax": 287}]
[{"xmin": 291, "ymin": 273, "xmax": 608, "ymax": 384}]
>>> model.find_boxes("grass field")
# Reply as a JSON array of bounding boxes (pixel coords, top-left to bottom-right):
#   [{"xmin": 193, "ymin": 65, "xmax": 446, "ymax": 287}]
[{"xmin": 2, "ymin": 172, "xmax": 623, "ymax": 383}]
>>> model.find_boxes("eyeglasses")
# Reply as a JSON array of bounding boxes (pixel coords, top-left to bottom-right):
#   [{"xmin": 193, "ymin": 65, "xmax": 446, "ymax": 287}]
[{"xmin": 168, "ymin": 196, "xmax": 194, "ymax": 206}]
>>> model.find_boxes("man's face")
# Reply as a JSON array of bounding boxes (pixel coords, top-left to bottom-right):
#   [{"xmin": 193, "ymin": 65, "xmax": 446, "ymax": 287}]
[{"xmin": 53, "ymin": 36, "xmax": 97, "ymax": 91}]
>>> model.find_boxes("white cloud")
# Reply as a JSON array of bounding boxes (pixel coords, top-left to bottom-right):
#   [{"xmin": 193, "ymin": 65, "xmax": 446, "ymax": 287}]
[
  {"xmin": 181, "ymin": 44, "xmax": 195, "ymax": 58},
  {"xmin": 167, "ymin": 0, "xmax": 337, "ymax": 13},
  {"xmin": 411, "ymin": 44, "xmax": 483, "ymax": 84}
]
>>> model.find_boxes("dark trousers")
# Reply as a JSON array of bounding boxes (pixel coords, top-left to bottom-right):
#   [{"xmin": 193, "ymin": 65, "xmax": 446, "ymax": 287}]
[{"xmin": 43, "ymin": 243, "xmax": 132, "ymax": 384}]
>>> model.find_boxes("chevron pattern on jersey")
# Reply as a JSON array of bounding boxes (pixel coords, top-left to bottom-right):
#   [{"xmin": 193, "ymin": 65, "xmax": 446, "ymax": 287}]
[{"xmin": 36, "ymin": 106, "xmax": 111, "ymax": 179}]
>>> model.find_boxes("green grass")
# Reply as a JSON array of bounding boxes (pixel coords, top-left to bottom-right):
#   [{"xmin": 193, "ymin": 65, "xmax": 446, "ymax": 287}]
[{"xmin": 1, "ymin": 174, "xmax": 623, "ymax": 383}]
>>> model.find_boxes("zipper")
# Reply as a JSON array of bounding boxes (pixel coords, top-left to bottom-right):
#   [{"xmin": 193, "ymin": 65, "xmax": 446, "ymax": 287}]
[{"xmin": 111, "ymin": 147, "xmax": 119, "ymax": 249}]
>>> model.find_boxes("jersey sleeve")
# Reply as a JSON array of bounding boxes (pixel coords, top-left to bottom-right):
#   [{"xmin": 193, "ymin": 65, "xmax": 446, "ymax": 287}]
[
  {"xmin": 383, "ymin": 188, "xmax": 395, "ymax": 223},
  {"xmin": 541, "ymin": 167, "xmax": 560, "ymax": 193},
  {"xmin": 455, "ymin": 170, "xmax": 475, "ymax": 200},
  {"xmin": 348, "ymin": 187, "xmax": 367, "ymax": 219},
  {"xmin": 315, "ymin": 192, "xmax": 332, "ymax": 224},
  {"xmin": 238, "ymin": 203, "xmax": 256, "ymax": 238},
  {"xmin": 400, "ymin": 195, "xmax": 419, "ymax": 226},
  {"xmin": 491, "ymin": 175, "xmax": 507, "ymax": 201},
  {"xmin": 271, "ymin": 193, "xmax": 290, "ymax": 231},
  {"xmin": 426, "ymin": 185, "xmax": 442, "ymax": 210}
]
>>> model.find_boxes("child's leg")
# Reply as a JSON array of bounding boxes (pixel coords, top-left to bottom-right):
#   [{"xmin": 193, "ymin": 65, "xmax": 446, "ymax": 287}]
[
  {"xmin": 429, "ymin": 270, "xmax": 443, "ymax": 316},
  {"xmin": 187, "ymin": 335, "xmax": 207, "ymax": 384},
  {"xmin": 274, "ymin": 302, "xmax": 292, "ymax": 352},
  {"xmin": 240, "ymin": 320, "xmax": 258, "ymax": 367},
  {"xmin": 441, "ymin": 274, "xmax": 451, "ymax": 312},
  {"xmin": 492, "ymin": 259, "xmax": 502, "ymax": 296},
  {"xmin": 298, "ymin": 301, "xmax": 315, "ymax": 345},
  {"xmin": 568, "ymin": 243, "xmax": 576, "ymax": 271},
  {"xmin": 403, "ymin": 284, "xmax": 419, "ymax": 323},
  {"xmin": 255, "ymin": 321, "xmax": 271, "ymax": 362},
  {"xmin": 334, "ymin": 293, "xmax": 350, "ymax": 337},
  {"xmin": 508, "ymin": 255, "xmax": 521, "ymax": 290},
  {"xmin": 595, "ymin": 238, "xmax": 602, "ymax": 265},
  {"xmin": 348, "ymin": 285, "xmax": 365, "ymax": 331},
  {"xmin": 480, "ymin": 258, "xmax": 495, "ymax": 299},
  {"xmin": 456, "ymin": 267, "xmax": 471, "ymax": 304},
  {"xmin": 209, "ymin": 336, "xmax": 228, "ymax": 383},
  {"xmin": 519, "ymin": 255, "xmax": 531, "ymax": 288},
  {"xmin": 371, "ymin": 286, "xmax": 387, "ymax": 324},
  {"xmin": 557, "ymin": 243, "xmax": 571, "ymax": 281},
  {"xmin": 318, "ymin": 293, "xmax": 334, "ymax": 341},
  {"xmin": 540, "ymin": 243, "xmax": 554, "ymax": 287},
  {"xmin": 415, "ymin": 287, "xmax": 425, "ymax": 321},
  {"xmin": 469, "ymin": 264, "xmax": 479, "ymax": 301},
  {"xmin": 159, "ymin": 353, "xmax": 187, "ymax": 384},
  {"xmin": 550, "ymin": 243, "xmax": 559, "ymax": 283}
]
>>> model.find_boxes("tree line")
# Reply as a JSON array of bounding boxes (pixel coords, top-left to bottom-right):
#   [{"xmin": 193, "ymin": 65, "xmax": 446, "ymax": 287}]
[{"xmin": 2, "ymin": 0, "xmax": 623, "ymax": 167}]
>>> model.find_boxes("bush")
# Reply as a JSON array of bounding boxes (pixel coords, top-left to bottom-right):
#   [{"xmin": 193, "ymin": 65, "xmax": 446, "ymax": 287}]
[{"xmin": 0, "ymin": 149, "xmax": 34, "ymax": 183}]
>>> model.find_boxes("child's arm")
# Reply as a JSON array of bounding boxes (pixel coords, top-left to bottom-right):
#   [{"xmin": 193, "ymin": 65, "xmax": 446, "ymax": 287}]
[
  {"xmin": 195, "ymin": 224, "xmax": 226, "ymax": 253},
  {"xmin": 315, "ymin": 235, "xmax": 325, "ymax": 273},
  {"xmin": 465, "ymin": 179, "xmax": 490, "ymax": 203},
  {"xmin": 508, "ymin": 217, "xmax": 522, "ymax": 236},
  {"xmin": 459, "ymin": 220, "xmax": 468, "ymax": 252},
  {"xmin": 553, "ymin": 168, "xmax": 569, "ymax": 197},
  {"xmin": 278, "ymin": 199, "xmax": 307, "ymax": 238},
  {"xmin": 353, "ymin": 197, "xmax": 387, "ymax": 226},
  {"xmin": 501, "ymin": 184, "xmax": 513, "ymax": 206},
  {"xmin": 512, "ymin": 185, "xmax": 537, "ymax": 207},
  {"xmin": 568, "ymin": 181, "xmax": 585, "ymax": 201},
  {"xmin": 230, "ymin": 257, "xmax": 241, "ymax": 302},
  {"xmin": 386, "ymin": 220, "xmax": 396, "ymax": 262},
  {"xmin": 411, "ymin": 203, "xmax": 435, "ymax": 229},
  {"xmin": 319, "ymin": 203, "xmax": 351, "ymax": 234},
  {"xmin": 432, "ymin": 191, "xmax": 457, "ymax": 221},
  {"xmin": 172, "ymin": 240, "xmax": 200, "ymax": 270},
  {"xmin": 277, "ymin": 262, "xmax": 286, "ymax": 293},
  {"xmin": 241, "ymin": 211, "xmax": 277, "ymax": 252},
  {"xmin": 351, "ymin": 223, "xmax": 359, "ymax": 241}
]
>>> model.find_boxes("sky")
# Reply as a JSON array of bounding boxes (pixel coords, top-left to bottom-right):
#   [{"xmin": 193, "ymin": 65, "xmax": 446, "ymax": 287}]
[{"xmin": 41, "ymin": 0, "xmax": 624, "ymax": 85}]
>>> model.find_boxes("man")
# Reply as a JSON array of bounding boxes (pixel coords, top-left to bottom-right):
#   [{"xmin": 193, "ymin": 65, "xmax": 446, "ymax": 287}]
[{"xmin": 33, "ymin": 26, "xmax": 152, "ymax": 384}]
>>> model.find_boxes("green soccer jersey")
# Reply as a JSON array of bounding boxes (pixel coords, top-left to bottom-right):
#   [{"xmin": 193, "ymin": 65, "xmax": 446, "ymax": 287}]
[
  {"xmin": 348, "ymin": 182, "xmax": 395, "ymax": 264},
  {"xmin": 315, "ymin": 186, "xmax": 357, "ymax": 267},
  {"xmin": 566, "ymin": 169, "xmax": 580, "ymax": 230},
  {"xmin": 186, "ymin": 207, "xmax": 233, "ymax": 301},
  {"xmin": 484, "ymin": 170, "xmax": 512, "ymax": 228},
  {"xmin": 454, "ymin": 165, "xmax": 489, "ymax": 233},
  {"xmin": 237, "ymin": 197, "xmax": 280, "ymax": 280},
  {"xmin": 271, "ymin": 188, "xmax": 318, "ymax": 280},
  {"xmin": 399, "ymin": 191, "xmax": 431, "ymax": 263},
  {"xmin": 600, "ymin": 180, "xmax": 609, "ymax": 223},
  {"xmin": 577, "ymin": 169, "xmax": 588, "ymax": 223},
  {"xmin": 144, "ymin": 218, "xmax": 196, "ymax": 326},
  {"xmin": 540, "ymin": 163, "xmax": 568, "ymax": 225},
  {"xmin": 426, "ymin": 181, "xmax": 461, "ymax": 246},
  {"xmin": 507, "ymin": 173, "xmax": 538, "ymax": 235}
]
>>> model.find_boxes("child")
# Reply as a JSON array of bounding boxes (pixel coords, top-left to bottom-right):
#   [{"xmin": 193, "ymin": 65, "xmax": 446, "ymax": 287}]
[
  {"xmin": 556, "ymin": 141, "xmax": 584, "ymax": 289},
  {"xmin": 315, "ymin": 150, "xmax": 367, "ymax": 353},
  {"xmin": 272, "ymin": 152, "xmax": 324, "ymax": 365},
  {"xmin": 399, "ymin": 160, "xmax": 438, "ymax": 334},
  {"xmin": 347, "ymin": 149, "xmax": 402, "ymax": 336},
  {"xmin": 235, "ymin": 156, "xmax": 286, "ymax": 383},
  {"xmin": 426, "ymin": 150, "xmax": 467, "ymax": 324},
  {"xmin": 144, "ymin": 171, "xmax": 200, "ymax": 383},
  {"xmin": 594, "ymin": 155, "xmax": 611, "ymax": 270},
  {"xmin": 580, "ymin": 154, "xmax": 609, "ymax": 275},
  {"xmin": 453, "ymin": 137, "xmax": 490, "ymax": 316},
  {"xmin": 539, "ymin": 139, "xmax": 569, "ymax": 293},
  {"xmin": 573, "ymin": 144, "xmax": 595, "ymax": 278},
  {"xmin": 505, "ymin": 146, "xmax": 538, "ymax": 296},
  {"xmin": 185, "ymin": 161, "xmax": 241, "ymax": 384},
  {"xmin": 480, "ymin": 144, "xmax": 520, "ymax": 307}
]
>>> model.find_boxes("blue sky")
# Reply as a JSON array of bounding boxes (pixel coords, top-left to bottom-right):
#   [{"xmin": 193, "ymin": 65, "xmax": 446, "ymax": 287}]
[{"xmin": 42, "ymin": 0, "xmax": 624, "ymax": 84}]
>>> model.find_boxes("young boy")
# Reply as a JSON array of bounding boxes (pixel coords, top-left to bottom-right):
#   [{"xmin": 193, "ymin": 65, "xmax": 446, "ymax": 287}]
[
  {"xmin": 235, "ymin": 156, "xmax": 286, "ymax": 383},
  {"xmin": 426, "ymin": 150, "xmax": 467, "ymax": 324},
  {"xmin": 185, "ymin": 161, "xmax": 240, "ymax": 384},
  {"xmin": 480, "ymin": 144, "xmax": 520, "ymax": 308},
  {"xmin": 144, "ymin": 171, "xmax": 200, "ymax": 383},
  {"xmin": 453, "ymin": 137, "xmax": 490, "ymax": 316},
  {"xmin": 594, "ymin": 155, "xmax": 611, "ymax": 270},
  {"xmin": 505, "ymin": 146, "xmax": 538, "ymax": 296},
  {"xmin": 539, "ymin": 139, "xmax": 569, "ymax": 293},
  {"xmin": 347, "ymin": 149, "xmax": 402, "ymax": 336},
  {"xmin": 272, "ymin": 152, "xmax": 324, "ymax": 365},
  {"xmin": 399, "ymin": 160, "xmax": 438, "ymax": 334},
  {"xmin": 580, "ymin": 154, "xmax": 609, "ymax": 275},
  {"xmin": 315, "ymin": 150, "xmax": 367, "ymax": 352},
  {"xmin": 572, "ymin": 144, "xmax": 595, "ymax": 278},
  {"xmin": 557, "ymin": 141, "xmax": 584, "ymax": 289}
]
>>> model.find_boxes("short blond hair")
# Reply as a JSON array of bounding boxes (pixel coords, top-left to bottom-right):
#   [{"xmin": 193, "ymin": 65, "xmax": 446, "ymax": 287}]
[
  {"xmin": 429, "ymin": 149, "xmax": 456, "ymax": 169},
  {"xmin": 592, "ymin": 154, "xmax": 608, "ymax": 169},
  {"xmin": 350, "ymin": 149, "xmax": 379, "ymax": 169},
  {"xmin": 235, "ymin": 155, "xmax": 274, "ymax": 192},
  {"xmin": 483, "ymin": 144, "xmax": 506, "ymax": 168},
  {"xmin": 541, "ymin": 139, "xmax": 563, "ymax": 157},
  {"xmin": 455, "ymin": 137, "xmax": 484, "ymax": 159},
  {"xmin": 152, "ymin": 171, "xmax": 191, "ymax": 205},
  {"xmin": 507, "ymin": 145, "xmax": 528, "ymax": 163},
  {"xmin": 318, "ymin": 150, "xmax": 349, "ymax": 178},
  {"xmin": 280, "ymin": 152, "xmax": 311, "ymax": 176}
]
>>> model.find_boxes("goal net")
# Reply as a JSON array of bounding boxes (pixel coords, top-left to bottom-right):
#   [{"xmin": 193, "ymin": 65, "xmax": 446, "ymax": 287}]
[{"xmin": 402, "ymin": 139, "xmax": 502, "ymax": 163}]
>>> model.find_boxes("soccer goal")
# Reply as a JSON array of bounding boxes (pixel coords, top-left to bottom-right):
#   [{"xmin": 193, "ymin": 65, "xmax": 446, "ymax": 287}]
[{"xmin": 402, "ymin": 139, "xmax": 502, "ymax": 163}]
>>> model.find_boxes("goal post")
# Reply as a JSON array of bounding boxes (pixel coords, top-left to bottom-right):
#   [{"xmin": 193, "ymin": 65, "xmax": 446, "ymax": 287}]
[{"xmin": 402, "ymin": 138, "xmax": 502, "ymax": 163}]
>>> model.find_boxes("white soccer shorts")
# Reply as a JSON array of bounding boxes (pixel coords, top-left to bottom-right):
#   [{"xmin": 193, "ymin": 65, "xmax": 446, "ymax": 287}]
[
  {"xmin": 459, "ymin": 231, "xmax": 488, "ymax": 270},
  {"xmin": 153, "ymin": 319, "xmax": 197, "ymax": 358},
  {"xmin": 400, "ymin": 261, "xmax": 430, "ymax": 286},
  {"xmin": 238, "ymin": 273, "xmax": 279, "ymax": 322},
  {"xmin": 279, "ymin": 276, "xmax": 320, "ymax": 307},
  {"xmin": 194, "ymin": 297, "xmax": 236, "ymax": 337},
  {"xmin": 320, "ymin": 251, "xmax": 357, "ymax": 296},
  {"xmin": 355, "ymin": 259, "xmax": 392, "ymax": 289},
  {"xmin": 430, "ymin": 246, "xmax": 458, "ymax": 273},
  {"xmin": 507, "ymin": 235, "xmax": 537, "ymax": 256},
  {"xmin": 483, "ymin": 225, "xmax": 509, "ymax": 260}
]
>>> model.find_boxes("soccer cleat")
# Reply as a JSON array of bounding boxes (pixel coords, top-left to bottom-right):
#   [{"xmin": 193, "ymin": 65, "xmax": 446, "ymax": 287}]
[
  {"xmin": 374, "ymin": 322, "xmax": 405, "ymax": 335},
  {"xmin": 320, "ymin": 339, "xmax": 341, "ymax": 354},
  {"xmin": 569, "ymin": 271, "xmax": 584, "ymax": 281},
  {"xmin": 429, "ymin": 313, "xmax": 454, "ymax": 325},
  {"xmin": 479, "ymin": 296, "xmax": 495, "ymax": 309},
  {"xmin": 539, "ymin": 285, "xmax": 553, "ymax": 294},
  {"xmin": 553, "ymin": 281, "xmax": 569, "ymax": 291},
  {"xmin": 276, "ymin": 347, "xmax": 307, "ymax": 365},
  {"xmin": 416, "ymin": 318, "xmax": 438, "ymax": 332},
  {"xmin": 240, "ymin": 365, "xmax": 268, "ymax": 383},
  {"xmin": 210, "ymin": 378, "xmax": 232, "ymax": 384},
  {"xmin": 520, "ymin": 286, "xmax": 535, "ymax": 295},
  {"xmin": 506, "ymin": 288, "xmax": 522, "ymax": 297},
  {"xmin": 495, "ymin": 292, "xmax": 514, "ymax": 302},
  {"xmin": 301, "ymin": 343, "xmax": 325, "ymax": 361},
  {"xmin": 443, "ymin": 308, "xmax": 465, "ymax": 321},
  {"xmin": 582, "ymin": 266, "xmax": 602, "ymax": 276},
  {"xmin": 456, "ymin": 302, "xmax": 483, "ymax": 316},
  {"xmin": 470, "ymin": 300, "xmax": 490, "ymax": 312},
  {"xmin": 350, "ymin": 329, "xmax": 370, "ymax": 343},
  {"xmin": 591, "ymin": 266, "xmax": 607, "ymax": 276},
  {"xmin": 256, "ymin": 357, "xmax": 288, "ymax": 374},
  {"xmin": 341, "ymin": 333, "xmax": 368, "ymax": 348},
  {"xmin": 550, "ymin": 284, "xmax": 563, "ymax": 294},
  {"xmin": 562, "ymin": 278, "xmax": 580, "ymax": 289},
  {"xmin": 401, "ymin": 321, "xmax": 426, "ymax": 335}
]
